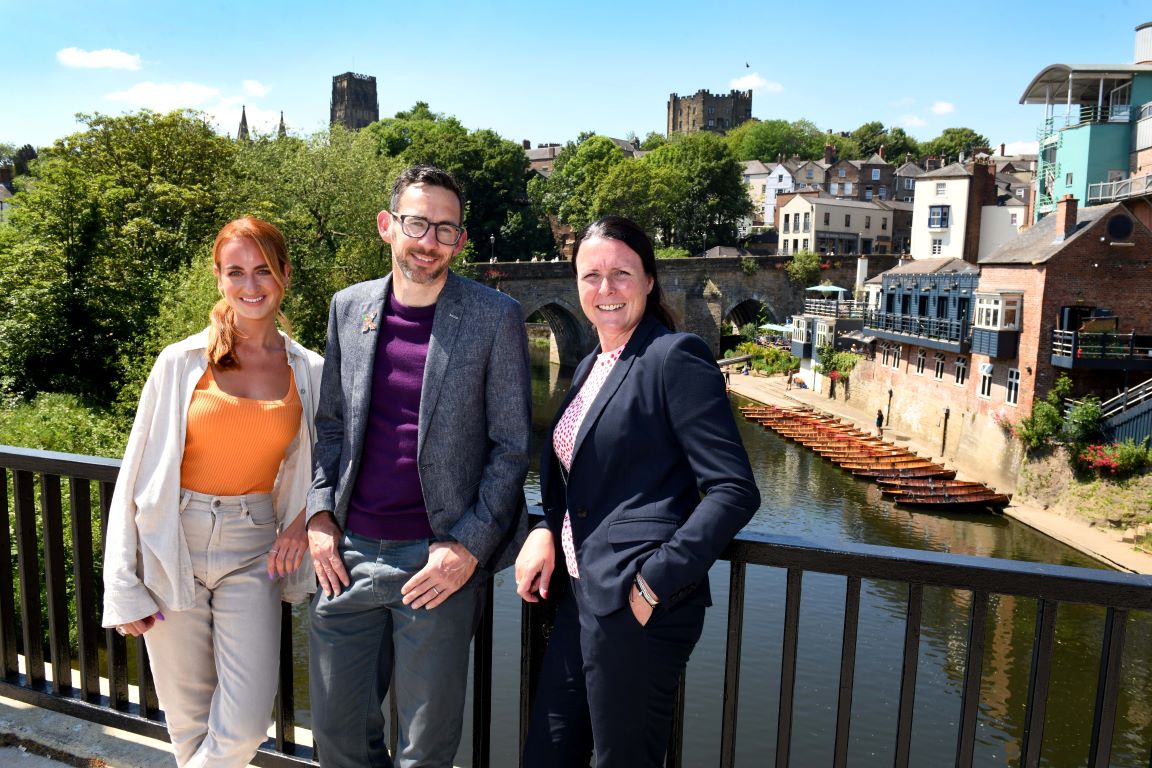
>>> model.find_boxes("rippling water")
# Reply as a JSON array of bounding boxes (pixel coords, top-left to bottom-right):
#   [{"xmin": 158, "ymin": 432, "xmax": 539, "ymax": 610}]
[{"xmin": 293, "ymin": 351, "xmax": 1152, "ymax": 767}]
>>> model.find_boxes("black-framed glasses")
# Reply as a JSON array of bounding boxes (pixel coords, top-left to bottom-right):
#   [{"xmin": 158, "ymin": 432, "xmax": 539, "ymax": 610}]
[{"xmin": 392, "ymin": 214, "xmax": 465, "ymax": 246}]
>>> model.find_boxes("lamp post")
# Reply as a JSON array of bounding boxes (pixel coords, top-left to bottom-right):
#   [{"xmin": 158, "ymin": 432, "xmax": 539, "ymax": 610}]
[{"xmin": 489, "ymin": 233, "xmax": 495, "ymax": 261}]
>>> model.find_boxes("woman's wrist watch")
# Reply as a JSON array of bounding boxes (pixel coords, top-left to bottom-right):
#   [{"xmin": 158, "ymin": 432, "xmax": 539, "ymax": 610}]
[{"xmin": 634, "ymin": 574, "xmax": 659, "ymax": 608}]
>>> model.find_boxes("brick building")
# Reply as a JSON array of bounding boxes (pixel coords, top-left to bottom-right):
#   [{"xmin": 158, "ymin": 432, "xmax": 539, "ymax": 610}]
[{"xmin": 666, "ymin": 89, "xmax": 752, "ymax": 135}]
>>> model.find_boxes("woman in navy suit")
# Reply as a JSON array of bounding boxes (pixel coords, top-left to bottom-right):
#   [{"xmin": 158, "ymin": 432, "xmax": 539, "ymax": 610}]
[{"xmin": 515, "ymin": 216, "xmax": 760, "ymax": 767}]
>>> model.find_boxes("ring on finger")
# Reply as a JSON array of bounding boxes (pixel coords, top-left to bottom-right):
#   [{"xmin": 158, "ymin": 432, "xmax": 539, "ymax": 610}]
[{"xmin": 432, "ymin": 587, "xmax": 441, "ymax": 596}]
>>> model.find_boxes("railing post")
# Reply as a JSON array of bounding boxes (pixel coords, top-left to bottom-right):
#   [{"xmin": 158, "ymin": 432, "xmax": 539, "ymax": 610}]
[
  {"xmin": 0, "ymin": 470, "xmax": 18, "ymax": 678},
  {"xmin": 69, "ymin": 478, "xmax": 101, "ymax": 703},
  {"xmin": 41, "ymin": 473, "xmax": 73, "ymax": 695},
  {"xmin": 14, "ymin": 470, "xmax": 45, "ymax": 689}
]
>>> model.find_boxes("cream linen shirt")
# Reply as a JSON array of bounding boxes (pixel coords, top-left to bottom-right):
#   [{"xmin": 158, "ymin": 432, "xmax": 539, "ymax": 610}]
[{"xmin": 101, "ymin": 329, "xmax": 323, "ymax": 627}]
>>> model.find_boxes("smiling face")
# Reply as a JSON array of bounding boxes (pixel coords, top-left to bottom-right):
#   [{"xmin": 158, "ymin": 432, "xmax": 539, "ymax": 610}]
[
  {"xmin": 213, "ymin": 237, "xmax": 288, "ymax": 328},
  {"xmin": 378, "ymin": 182, "xmax": 466, "ymax": 305},
  {"xmin": 574, "ymin": 236, "xmax": 654, "ymax": 351}
]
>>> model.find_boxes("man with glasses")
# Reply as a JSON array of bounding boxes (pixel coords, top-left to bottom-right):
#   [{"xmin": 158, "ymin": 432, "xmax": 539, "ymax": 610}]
[{"xmin": 306, "ymin": 165, "xmax": 531, "ymax": 767}]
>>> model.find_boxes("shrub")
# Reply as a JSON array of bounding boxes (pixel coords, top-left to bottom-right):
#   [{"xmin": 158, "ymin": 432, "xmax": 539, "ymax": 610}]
[
  {"xmin": 739, "ymin": 256, "xmax": 758, "ymax": 276},
  {"xmin": 0, "ymin": 392, "xmax": 127, "ymax": 457},
  {"xmin": 1076, "ymin": 440, "xmax": 1151, "ymax": 479},
  {"xmin": 1064, "ymin": 397, "xmax": 1104, "ymax": 446}
]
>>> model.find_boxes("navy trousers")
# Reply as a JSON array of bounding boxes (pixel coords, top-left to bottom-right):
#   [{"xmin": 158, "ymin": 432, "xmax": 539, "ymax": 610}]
[{"xmin": 523, "ymin": 578, "xmax": 706, "ymax": 768}]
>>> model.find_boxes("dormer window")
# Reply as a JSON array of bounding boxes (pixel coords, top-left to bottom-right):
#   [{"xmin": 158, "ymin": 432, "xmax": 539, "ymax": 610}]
[{"xmin": 974, "ymin": 293, "xmax": 1022, "ymax": 330}]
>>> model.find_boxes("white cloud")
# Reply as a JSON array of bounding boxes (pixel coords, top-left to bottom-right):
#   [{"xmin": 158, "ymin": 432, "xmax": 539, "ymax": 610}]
[
  {"xmin": 243, "ymin": 80, "xmax": 269, "ymax": 98},
  {"xmin": 931, "ymin": 101, "xmax": 955, "ymax": 115},
  {"xmin": 209, "ymin": 104, "xmax": 284, "ymax": 137},
  {"xmin": 730, "ymin": 73, "xmax": 783, "ymax": 93},
  {"xmin": 899, "ymin": 114, "xmax": 927, "ymax": 128},
  {"xmin": 107, "ymin": 81, "xmax": 220, "ymax": 111},
  {"xmin": 57, "ymin": 47, "xmax": 141, "ymax": 70},
  {"xmin": 1001, "ymin": 140, "xmax": 1039, "ymax": 155}
]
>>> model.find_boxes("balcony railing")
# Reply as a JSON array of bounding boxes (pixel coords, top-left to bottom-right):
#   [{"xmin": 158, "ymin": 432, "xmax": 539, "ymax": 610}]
[
  {"xmin": 864, "ymin": 310, "xmax": 969, "ymax": 345},
  {"xmin": 1051, "ymin": 330, "xmax": 1152, "ymax": 371},
  {"xmin": 1040, "ymin": 104, "xmax": 1132, "ymax": 137},
  {"xmin": 1086, "ymin": 172, "xmax": 1152, "ymax": 204},
  {"xmin": 803, "ymin": 298, "xmax": 866, "ymax": 319},
  {"xmin": 3, "ymin": 446, "xmax": 1152, "ymax": 767}
]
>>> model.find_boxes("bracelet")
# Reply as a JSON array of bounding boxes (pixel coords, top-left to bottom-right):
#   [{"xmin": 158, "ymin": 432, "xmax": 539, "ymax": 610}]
[{"xmin": 634, "ymin": 574, "xmax": 659, "ymax": 607}]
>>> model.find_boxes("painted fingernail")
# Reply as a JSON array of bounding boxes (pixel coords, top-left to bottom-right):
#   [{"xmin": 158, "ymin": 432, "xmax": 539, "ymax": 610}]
[
  {"xmin": 156, "ymin": 612, "xmax": 165, "ymax": 621},
  {"xmin": 541, "ymin": 588, "xmax": 548, "ymax": 599},
  {"xmin": 268, "ymin": 571, "xmax": 276, "ymax": 580}
]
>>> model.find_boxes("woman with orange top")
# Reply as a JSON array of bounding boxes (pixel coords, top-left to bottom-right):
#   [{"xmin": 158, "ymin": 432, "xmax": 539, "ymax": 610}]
[{"xmin": 102, "ymin": 217, "xmax": 323, "ymax": 768}]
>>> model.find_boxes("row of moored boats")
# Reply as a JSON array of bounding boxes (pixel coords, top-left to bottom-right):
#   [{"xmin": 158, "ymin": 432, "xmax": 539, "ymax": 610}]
[{"xmin": 740, "ymin": 405, "xmax": 1011, "ymax": 512}]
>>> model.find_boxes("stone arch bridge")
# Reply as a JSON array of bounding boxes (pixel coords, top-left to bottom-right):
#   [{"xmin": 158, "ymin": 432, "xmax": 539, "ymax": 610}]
[{"xmin": 470, "ymin": 255, "xmax": 896, "ymax": 366}]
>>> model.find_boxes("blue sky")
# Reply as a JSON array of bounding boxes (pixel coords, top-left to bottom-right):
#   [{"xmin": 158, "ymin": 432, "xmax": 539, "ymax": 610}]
[{"xmin": 3, "ymin": 0, "xmax": 1150, "ymax": 155}]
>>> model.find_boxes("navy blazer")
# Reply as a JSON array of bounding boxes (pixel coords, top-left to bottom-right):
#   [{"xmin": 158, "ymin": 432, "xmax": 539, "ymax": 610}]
[
  {"xmin": 540, "ymin": 314, "xmax": 760, "ymax": 615},
  {"xmin": 308, "ymin": 271, "xmax": 531, "ymax": 573}
]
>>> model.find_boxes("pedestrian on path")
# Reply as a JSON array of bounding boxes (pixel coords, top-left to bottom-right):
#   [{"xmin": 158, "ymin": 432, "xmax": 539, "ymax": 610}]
[{"xmin": 876, "ymin": 409, "xmax": 885, "ymax": 437}]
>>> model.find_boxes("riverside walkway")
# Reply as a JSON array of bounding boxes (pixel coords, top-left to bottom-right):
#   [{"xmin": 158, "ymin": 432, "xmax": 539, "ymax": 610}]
[{"xmin": 725, "ymin": 371, "xmax": 1152, "ymax": 575}]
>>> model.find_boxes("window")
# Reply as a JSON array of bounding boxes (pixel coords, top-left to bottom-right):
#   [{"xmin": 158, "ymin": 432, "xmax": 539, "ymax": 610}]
[
  {"xmin": 865, "ymin": 215, "xmax": 871, "ymax": 229},
  {"xmin": 928, "ymin": 205, "xmax": 950, "ymax": 228},
  {"xmin": 791, "ymin": 317, "xmax": 808, "ymax": 342},
  {"xmin": 1002, "ymin": 297, "xmax": 1020, "ymax": 330},
  {"xmin": 932, "ymin": 239, "xmax": 942, "ymax": 255},
  {"xmin": 778, "ymin": 174, "xmax": 784, "ymax": 182},
  {"xmin": 1016, "ymin": 188, "xmax": 1024, "ymax": 198},
  {"xmin": 891, "ymin": 345, "xmax": 902, "ymax": 368},
  {"xmin": 1010, "ymin": 212, "xmax": 1019, "ymax": 226},
  {"xmin": 881, "ymin": 218, "xmax": 888, "ymax": 230},
  {"xmin": 975, "ymin": 294, "xmax": 1021, "ymax": 329},
  {"xmin": 844, "ymin": 182, "xmax": 853, "ymax": 195},
  {"xmin": 933, "ymin": 352, "xmax": 946, "ymax": 380},
  {"xmin": 978, "ymin": 364, "xmax": 993, "ymax": 399},
  {"xmin": 803, "ymin": 238, "xmax": 809, "ymax": 250},
  {"xmin": 838, "ymin": 168, "xmax": 847, "ymax": 177},
  {"xmin": 865, "ymin": 187, "xmax": 874, "ymax": 201},
  {"xmin": 815, "ymin": 322, "xmax": 834, "ymax": 348},
  {"xmin": 783, "ymin": 213, "xmax": 790, "ymax": 233},
  {"xmin": 761, "ymin": 184, "xmax": 766, "ymax": 193},
  {"xmin": 807, "ymin": 169, "xmax": 814, "ymax": 179},
  {"xmin": 1006, "ymin": 369, "xmax": 1020, "ymax": 405},
  {"xmin": 955, "ymin": 357, "xmax": 968, "ymax": 386},
  {"xmin": 881, "ymin": 343, "xmax": 893, "ymax": 366},
  {"xmin": 935, "ymin": 182, "xmax": 946, "ymax": 196},
  {"xmin": 879, "ymin": 186, "xmax": 888, "ymax": 200},
  {"xmin": 1065, "ymin": 172, "xmax": 1073, "ymax": 185},
  {"xmin": 823, "ymin": 211, "xmax": 830, "ymax": 225},
  {"xmin": 871, "ymin": 169, "xmax": 881, "ymax": 181},
  {"xmin": 905, "ymin": 178, "xmax": 915, "ymax": 190},
  {"xmin": 830, "ymin": 182, "xmax": 839, "ymax": 195},
  {"xmin": 974, "ymin": 296, "xmax": 1000, "ymax": 328},
  {"xmin": 915, "ymin": 348, "xmax": 926, "ymax": 375},
  {"xmin": 803, "ymin": 212, "xmax": 810, "ymax": 231},
  {"xmin": 845, "ymin": 214, "xmax": 851, "ymax": 227},
  {"xmin": 904, "ymin": 196, "xmax": 913, "ymax": 202}
]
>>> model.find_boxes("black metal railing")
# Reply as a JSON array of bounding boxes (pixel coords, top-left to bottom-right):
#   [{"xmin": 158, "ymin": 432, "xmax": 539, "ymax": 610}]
[
  {"xmin": 3, "ymin": 445, "xmax": 1152, "ymax": 767},
  {"xmin": 864, "ymin": 310, "xmax": 968, "ymax": 343},
  {"xmin": 1051, "ymin": 329, "xmax": 1152, "ymax": 365}
]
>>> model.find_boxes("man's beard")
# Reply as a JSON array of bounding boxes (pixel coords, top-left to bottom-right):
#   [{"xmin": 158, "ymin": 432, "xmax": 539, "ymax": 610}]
[{"xmin": 397, "ymin": 249, "xmax": 448, "ymax": 284}]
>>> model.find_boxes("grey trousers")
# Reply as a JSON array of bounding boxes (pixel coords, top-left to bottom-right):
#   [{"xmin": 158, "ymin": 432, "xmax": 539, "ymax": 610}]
[
  {"xmin": 308, "ymin": 533, "xmax": 484, "ymax": 768},
  {"xmin": 143, "ymin": 490, "xmax": 280, "ymax": 768}
]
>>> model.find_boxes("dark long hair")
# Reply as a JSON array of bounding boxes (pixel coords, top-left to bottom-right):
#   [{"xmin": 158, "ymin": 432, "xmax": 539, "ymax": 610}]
[{"xmin": 571, "ymin": 216, "xmax": 677, "ymax": 331}]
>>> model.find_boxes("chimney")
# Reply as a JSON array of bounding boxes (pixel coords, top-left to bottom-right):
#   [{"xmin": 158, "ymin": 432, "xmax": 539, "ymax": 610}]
[
  {"xmin": 878, "ymin": 144, "xmax": 885, "ymax": 160},
  {"xmin": 522, "ymin": 139, "xmax": 531, "ymax": 150},
  {"xmin": 824, "ymin": 143, "xmax": 836, "ymax": 165},
  {"xmin": 1054, "ymin": 195, "xmax": 1079, "ymax": 241},
  {"xmin": 999, "ymin": 143, "xmax": 1006, "ymax": 156}
]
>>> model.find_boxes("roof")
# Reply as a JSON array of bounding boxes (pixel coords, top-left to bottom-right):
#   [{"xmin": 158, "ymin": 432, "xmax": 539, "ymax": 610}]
[
  {"xmin": 742, "ymin": 160, "xmax": 773, "ymax": 175},
  {"xmin": 979, "ymin": 202, "xmax": 1124, "ymax": 265},
  {"xmin": 525, "ymin": 146, "xmax": 561, "ymax": 161},
  {"xmin": 874, "ymin": 200, "xmax": 914, "ymax": 212},
  {"xmin": 862, "ymin": 153, "xmax": 889, "ymax": 166},
  {"xmin": 1019, "ymin": 64, "xmax": 1152, "ymax": 104},
  {"xmin": 920, "ymin": 162, "xmax": 972, "ymax": 179},
  {"xmin": 864, "ymin": 257, "xmax": 978, "ymax": 284},
  {"xmin": 895, "ymin": 162, "xmax": 924, "ymax": 176},
  {"xmin": 704, "ymin": 246, "xmax": 745, "ymax": 258}
]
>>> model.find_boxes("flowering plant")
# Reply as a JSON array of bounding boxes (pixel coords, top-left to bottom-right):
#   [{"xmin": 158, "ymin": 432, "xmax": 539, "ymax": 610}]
[
  {"xmin": 1079, "ymin": 444, "xmax": 1120, "ymax": 476},
  {"xmin": 827, "ymin": 370, "xmax": 841, "ymax": 381}
]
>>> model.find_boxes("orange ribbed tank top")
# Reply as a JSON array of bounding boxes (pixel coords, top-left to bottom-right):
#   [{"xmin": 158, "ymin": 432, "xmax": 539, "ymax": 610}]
[{"xmin": 179, "ymin": 366, "xmax": 302, "ymax": 495}]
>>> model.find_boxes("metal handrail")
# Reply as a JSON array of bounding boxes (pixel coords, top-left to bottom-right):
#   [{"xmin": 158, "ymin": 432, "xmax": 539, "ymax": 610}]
[{"xmin": 3, "ymin": 446, "xmax": 1152, "ymax": 767}]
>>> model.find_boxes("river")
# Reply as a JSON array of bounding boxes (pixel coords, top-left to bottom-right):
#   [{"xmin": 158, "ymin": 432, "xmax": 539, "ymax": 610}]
[{"xmin": 293, "ymin": 348, "xmax": 1152, "ymax": 766}]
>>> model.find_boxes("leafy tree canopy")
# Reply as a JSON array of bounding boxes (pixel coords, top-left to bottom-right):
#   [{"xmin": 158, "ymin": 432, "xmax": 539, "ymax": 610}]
[{"xmin": 922, "ymin": 127, "xmax": 990, "ymax": 163}]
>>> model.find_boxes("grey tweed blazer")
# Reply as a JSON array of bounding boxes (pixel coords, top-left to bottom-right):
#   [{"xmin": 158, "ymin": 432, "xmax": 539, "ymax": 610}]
[{"xmin": 307, "ymin": 270, "xmax": 531, "ymax": 572}]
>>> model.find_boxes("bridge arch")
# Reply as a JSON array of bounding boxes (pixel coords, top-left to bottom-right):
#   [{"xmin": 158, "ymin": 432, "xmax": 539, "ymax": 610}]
[{"xmin": 521, "ymin": 298, "xmax": 594, "ymax": 368}]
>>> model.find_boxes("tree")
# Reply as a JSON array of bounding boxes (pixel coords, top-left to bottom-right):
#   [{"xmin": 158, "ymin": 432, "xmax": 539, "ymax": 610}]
[
  {"xmin": 922, "ymin": 127, "xmax": 990, "ymax": 163},
  {"xmin": 726, "ymin": 119, "xmax": 827, "ymax": 162},
  {"xmin": 0, "ymin": 110, "xmax": 236, "ymax": 404},
  {"xmin": 644, "ymin": 132, "xmax": 751, "ymax": 250},
  {"xmin": 13, "ymin": 145, "xmax": 38, "ymax": 176},
  {"xmin": 535, "ymin": 135, "xmax": 627, "ymax": 232},
  {"xmin": 883, "ymin": 128, "xmax": 920, "ymax": 164},
  {"xmin": 785, "ymin": 250, "xmax": 821, "ymax": 286},
  {"xmin": 851, "ymin": 121, "xmax": 887, "ymax": 158},
  {"xmin": 0, "ymin": 143, "xmax": 14, "ymax": 167},
  {"xmin": 639, "ymin": 132, "xmax": 667, "ymax": 151}
]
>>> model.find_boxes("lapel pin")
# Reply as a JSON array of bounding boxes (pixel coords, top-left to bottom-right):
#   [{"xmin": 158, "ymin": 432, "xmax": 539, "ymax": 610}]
[{"xmin": 361, "ymin": 310, "xmax": 378, "ymax": 333}]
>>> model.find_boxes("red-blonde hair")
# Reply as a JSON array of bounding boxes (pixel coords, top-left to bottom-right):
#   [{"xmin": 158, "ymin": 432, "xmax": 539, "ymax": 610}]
[{"xmin": 208, "ymin": 217, "xmax": 292, "ymax": 369}]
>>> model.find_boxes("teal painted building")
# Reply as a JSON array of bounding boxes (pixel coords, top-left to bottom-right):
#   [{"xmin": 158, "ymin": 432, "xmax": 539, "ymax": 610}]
[{"xmin": 1020, "ymin": 22, "xmax": 1152, "ymax": 221}]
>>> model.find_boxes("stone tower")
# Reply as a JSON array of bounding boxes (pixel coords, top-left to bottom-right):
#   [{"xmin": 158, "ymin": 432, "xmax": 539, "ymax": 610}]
[
  {"xmin": 330, "ymin": 72, "xmax": 379, "ymax": 130},
  {"xmin": 667, "ymin": 89, "xmax": 753, "ymax": 136},
  {"xmin": 237, "ymin": 105, "xmax": 250, "ymax": 141}
]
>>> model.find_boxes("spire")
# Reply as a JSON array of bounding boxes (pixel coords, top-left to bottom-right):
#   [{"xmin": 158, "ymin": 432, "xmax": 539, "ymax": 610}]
[
  {"xmin": 277, "ymin": 111, "xmax": 287, "ymax": 139},
  {"xmin": 237, "ymin": 105, "xmax": 250, "ymax": 141}
]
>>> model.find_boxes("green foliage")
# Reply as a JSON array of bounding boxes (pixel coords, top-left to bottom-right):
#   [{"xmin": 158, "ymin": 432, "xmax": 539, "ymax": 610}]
[
  {"xmin": 785, "ymin": 250, "xmax": 821, "ymax": 286},
  {"xmin": 739, "ymin": 256, "xmax": 758, "ymax": 276},
  {"xmin": 1075, "ymin": 440, "xmax": 1151, "ymax": 479},
  {"xmin": 655, "ymin": 246, "xmax": 691, "ymax": 259},
  {"xmin": 723, "ymin": 341, "xmax": 797, "ymax": 375},
  {"xmin": 639, "ymin": 132, "xmax": 667, "ymax": 151},
  {"xmin": 922, "ymin": 127, "xmax": 990, "ymax": 162},
  {"xmin": 851, "ymin": 121, "xmax": 887, "ymax": 158},
  {"xmin": 814, "ymin": 345, "xmax": 860, "ymax": 381},
  {"xmin": 725, "ymin": 119, "xmax": 826, "ymax": 162},
  {"xmin": 1064, "ymin": 397, "xmax": 1104, "ymax": 447},
  {"xmin": 0, "ymin": 393, "xmax": 127, "ymax": 457},
  {"xmin": 1013, "ymin": 375, "xmax": 1074, "ymax": 452},
  {"xmin": 0, "ymin": 110, "xmax": 236, "ymax": 405}
]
